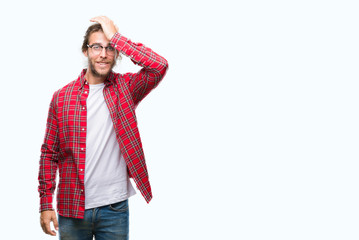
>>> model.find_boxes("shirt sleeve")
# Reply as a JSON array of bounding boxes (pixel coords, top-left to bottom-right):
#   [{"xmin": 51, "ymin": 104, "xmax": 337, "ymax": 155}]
[
  {"xmin": 110, "ymin": 33, "xmax": 169, "ymax": 106},
  {"xmin": 38, "ymin": 92, "xmax": 60, "ymax": 212}
]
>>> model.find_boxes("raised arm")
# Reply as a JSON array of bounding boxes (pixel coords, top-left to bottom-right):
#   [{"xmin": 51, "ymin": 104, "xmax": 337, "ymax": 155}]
[{"xmin": 90, "ymin": 16, "xmax": 169, "ymax": 106}]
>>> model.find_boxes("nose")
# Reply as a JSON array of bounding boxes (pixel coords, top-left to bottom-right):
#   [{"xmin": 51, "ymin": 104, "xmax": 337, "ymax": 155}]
[{"xmin": 99, "ymin": 47, "xmax": 107, "ymax": 58}]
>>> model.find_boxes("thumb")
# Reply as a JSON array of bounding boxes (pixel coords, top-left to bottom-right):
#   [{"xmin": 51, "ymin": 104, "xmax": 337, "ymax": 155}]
[{"xmin": 52, "ymin": 212, "xmax": 59, "ymax": 231}]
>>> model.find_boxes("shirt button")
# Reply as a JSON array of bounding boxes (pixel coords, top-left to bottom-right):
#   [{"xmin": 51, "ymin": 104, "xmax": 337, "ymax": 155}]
[
  {"xmin": 84, "ymin": 91, "xmax": 88, "ymax": 94},
  {"xmin": 80, "ymin": 169, "xmax": 83, "ymax": 171},
  {"xmin": 81, "ymin": 148, "xmax": 84, "ymax": 151},
  {"xmin": 81, "ymin": 189, "xmax": 84, "ymax": 192},
  {"xmin": 82, "ymin": 128, "xmax": 85, "ymax": 131},
  {"xmin": 82, "ymin": 106, "xmax": 85, "ymax": 110}
]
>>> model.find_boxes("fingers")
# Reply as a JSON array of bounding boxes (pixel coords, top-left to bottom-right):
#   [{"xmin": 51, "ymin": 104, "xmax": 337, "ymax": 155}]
[
  {"xmin": 90, "ymin": 16, "xmax": 104, "ymax": 22},
  {"xmin": 90, "ymin": 16, "xmax": 114, "ymax": 28},
  {"xmin": 52, "ymin": 212, "xmax": 59, "ymax": 231},
  {"xmin": 90, "ymin": 16, "xmax": 112, "ymax": 25},
  {"xmin": 89, "ymin": 16, "xmax": 118, "ymax": 40},
  {"xmin": 41, "ymin": 219, "xmax": 56, "ymax": 236},
  {"xmin": 40, "ymin": 211, "xmax": 57, "ymax": 236}
]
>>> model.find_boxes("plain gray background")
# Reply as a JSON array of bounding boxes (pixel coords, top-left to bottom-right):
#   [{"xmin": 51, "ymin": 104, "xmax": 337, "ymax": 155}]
[{"xmin": 0, "ymin": 0, "xmax": 358, "ymax": 239}]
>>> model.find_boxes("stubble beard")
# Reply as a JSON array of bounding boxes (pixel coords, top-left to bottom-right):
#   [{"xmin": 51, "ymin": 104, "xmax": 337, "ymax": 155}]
[{"xmin": 88, "ymin": 58, "xmax": 116, "ymax": 78}]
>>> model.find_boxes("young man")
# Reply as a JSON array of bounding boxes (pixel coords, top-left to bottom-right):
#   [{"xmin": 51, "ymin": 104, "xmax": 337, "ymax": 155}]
[{"xmin": 38, "ymin": 16, "xmax": 168, "ymax": 239}]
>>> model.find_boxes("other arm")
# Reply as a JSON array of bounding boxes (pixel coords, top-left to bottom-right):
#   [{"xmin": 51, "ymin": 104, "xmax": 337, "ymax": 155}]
[{"xmin": 38, "ymin": 93, "xmax": 60, "ymax": 236}]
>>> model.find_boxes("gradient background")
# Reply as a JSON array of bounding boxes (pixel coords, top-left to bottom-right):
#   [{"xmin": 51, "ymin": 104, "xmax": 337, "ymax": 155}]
[{"xmin": 0, "ymin": 0, "xmax": 358, "ymax": 239}]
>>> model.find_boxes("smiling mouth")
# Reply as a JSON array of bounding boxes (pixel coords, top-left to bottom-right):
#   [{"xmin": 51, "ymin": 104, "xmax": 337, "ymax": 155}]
[{"xmin": 96, "ymin": 62, "xmax": 110, "ymax": 66}]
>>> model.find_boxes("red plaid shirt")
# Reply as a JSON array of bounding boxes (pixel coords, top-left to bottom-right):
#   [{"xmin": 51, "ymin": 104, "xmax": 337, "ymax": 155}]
[{"xmin": 38, "ymin": 33, "xmax": 168, "ymax": 218}]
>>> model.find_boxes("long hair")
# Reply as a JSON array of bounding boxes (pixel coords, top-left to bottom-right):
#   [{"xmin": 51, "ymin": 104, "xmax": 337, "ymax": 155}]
[
  {"xmin": 82, "ymin": 23, "xmax": 103, "ymax": 53},
  {"xmin": 81, "ymin": 23, "xmax": 121, "ymax": 60}
]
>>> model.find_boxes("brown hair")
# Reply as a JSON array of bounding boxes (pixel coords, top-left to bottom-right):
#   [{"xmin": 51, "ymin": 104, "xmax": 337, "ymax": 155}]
[
  {"xmin": 82, "ymin": 23, "xmax": 103, "ymax": 53},
  {"xmin": 82, "ymin": 23, "xmax": 121, "ymax": 59}
]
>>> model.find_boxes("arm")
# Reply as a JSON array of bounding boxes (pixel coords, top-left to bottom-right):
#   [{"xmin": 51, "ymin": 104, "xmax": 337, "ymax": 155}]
[
  {"xmin": 111, "ymin": 33, "xmax": 168, "ymax": 105},
  {"xmin": 90, "ymin": 16, "xmax": 169, "ymax": 106},
  {"xmin": 38, "ymin": 93, "xmax": 60, "ymax": 236}
]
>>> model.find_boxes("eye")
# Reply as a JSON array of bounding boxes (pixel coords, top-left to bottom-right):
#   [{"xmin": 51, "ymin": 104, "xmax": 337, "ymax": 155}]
[
  {"xmin": 107, "ymin": 46, "xmax": 115, "ymax": 52},
  {"xmin": 92, "ymin": 45, "xmax": 101, "ymax": 50}
]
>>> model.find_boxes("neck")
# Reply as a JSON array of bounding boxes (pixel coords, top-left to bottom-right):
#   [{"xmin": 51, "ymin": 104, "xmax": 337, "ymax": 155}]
[{"xmin": 85, "ymin": 69, "xmax": 108, "ymax": 84}]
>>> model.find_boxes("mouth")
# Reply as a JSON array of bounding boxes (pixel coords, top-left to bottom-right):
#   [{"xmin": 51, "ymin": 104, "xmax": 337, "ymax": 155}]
[{"xmin": 96, "ymin": 62, "xmax": 111, "ymax": 67}]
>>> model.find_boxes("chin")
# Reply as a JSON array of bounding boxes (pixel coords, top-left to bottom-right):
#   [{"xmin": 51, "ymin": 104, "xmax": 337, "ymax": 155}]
[
  {"xmin": 88, "ymin": 61, "xmax": 114, "ymax": 78},
  {"xmin": 98, "ymin": 69, "xmax": 110, "ymax": 75},
  {"xmin": 93, "ymin": 67, "xmax": 111, "ymax": 77}
]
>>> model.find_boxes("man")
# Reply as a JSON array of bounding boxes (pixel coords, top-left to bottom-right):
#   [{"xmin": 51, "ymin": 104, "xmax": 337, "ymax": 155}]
[{"xmin": 38, "ymin": 16, "xmax": 168, "ymax": 239}]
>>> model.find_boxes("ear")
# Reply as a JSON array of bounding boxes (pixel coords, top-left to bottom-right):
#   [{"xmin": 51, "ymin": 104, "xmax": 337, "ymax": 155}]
[{"xmin": 83, "ymin": 50, "xmax": 88, "ymax": 58}]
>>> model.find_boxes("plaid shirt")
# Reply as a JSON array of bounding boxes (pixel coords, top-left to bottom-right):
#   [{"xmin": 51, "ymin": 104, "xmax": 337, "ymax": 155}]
[{"xmin": 38, "ymin": 33, "xmax": 168, "ymax": 218}]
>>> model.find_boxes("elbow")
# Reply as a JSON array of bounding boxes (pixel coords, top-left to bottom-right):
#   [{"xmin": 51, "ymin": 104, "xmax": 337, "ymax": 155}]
[
  {"xmin": 161, "ymin": 58, "xmax": 169, "ymax": 76},
  {"xmin": 163, "ymin": 58, "xmax": 169, "ymax": 70}
]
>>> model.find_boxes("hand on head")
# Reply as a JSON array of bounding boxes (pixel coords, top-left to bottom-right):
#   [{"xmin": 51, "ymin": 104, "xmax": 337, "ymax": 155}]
[{"xmin": 90, "ymin": 16, "xmax": 119, "ymax": 40}]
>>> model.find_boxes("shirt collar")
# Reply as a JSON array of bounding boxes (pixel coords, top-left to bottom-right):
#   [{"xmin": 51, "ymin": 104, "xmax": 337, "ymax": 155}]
[{"xmin": 78, "ymin": 69, "xmax": 116, "ymax": 90}]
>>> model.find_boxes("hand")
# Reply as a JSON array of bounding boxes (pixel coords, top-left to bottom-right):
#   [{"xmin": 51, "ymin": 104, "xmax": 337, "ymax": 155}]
[
  {"xmin": 40, "ymin": 210, "xmax": 58, "ymax": 236},
  {"xmin": 90, "ymin": 16, "xmax": 119, "ymax": 40}
]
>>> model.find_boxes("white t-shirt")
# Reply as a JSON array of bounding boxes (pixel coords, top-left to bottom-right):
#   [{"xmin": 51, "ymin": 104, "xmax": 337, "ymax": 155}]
[{"xmin": 84, "ymin": 83, "xmax": 136, "ymax": 209}]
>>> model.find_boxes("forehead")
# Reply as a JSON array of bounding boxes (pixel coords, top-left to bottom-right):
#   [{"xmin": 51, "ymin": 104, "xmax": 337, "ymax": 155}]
[{"xmin": 88, "ymin": 31, "xmax": 110, "ymax": 45}]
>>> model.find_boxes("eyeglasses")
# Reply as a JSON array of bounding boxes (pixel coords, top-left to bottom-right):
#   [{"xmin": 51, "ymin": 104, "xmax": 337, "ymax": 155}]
[{"xmin": 87, "ymin": 44, "xmax": 116, "ymax": 56}]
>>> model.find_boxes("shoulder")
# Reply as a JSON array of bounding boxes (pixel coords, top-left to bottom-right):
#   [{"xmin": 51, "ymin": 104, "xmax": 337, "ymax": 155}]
[
  {"xmin": 58, "ymin": 79, "xmax": 78, "ymax": 93},
  {"xmin": 112, "ymin": 71, "xmax": 132, "ymax": 85},
  {"xmin": 51, "ymin": 79, "xmax": 78, "ymax": 103}
]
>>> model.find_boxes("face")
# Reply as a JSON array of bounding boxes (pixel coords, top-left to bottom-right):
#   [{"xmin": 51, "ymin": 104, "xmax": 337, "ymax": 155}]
[{"xmin": 84, "ymin": 31, "xmax": 117, "ymax": 78}]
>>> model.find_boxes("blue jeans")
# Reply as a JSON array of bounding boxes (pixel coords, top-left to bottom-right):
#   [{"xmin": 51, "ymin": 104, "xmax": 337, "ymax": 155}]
[{"xmin": 58, "ymin": 199, "xmax": 129, "ymax": 240}]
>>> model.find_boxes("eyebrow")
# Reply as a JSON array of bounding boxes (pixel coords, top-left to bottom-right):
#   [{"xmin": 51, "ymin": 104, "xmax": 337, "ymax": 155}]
[{"xmin": 89, "ymin": 42, "xmax": 111, "ymax": 47}]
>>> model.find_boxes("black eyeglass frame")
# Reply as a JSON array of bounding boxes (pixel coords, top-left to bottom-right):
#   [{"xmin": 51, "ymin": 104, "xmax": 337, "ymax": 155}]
[{"xmin": 87, "ymin": 44, "xmax": 116, "ymax": 55}]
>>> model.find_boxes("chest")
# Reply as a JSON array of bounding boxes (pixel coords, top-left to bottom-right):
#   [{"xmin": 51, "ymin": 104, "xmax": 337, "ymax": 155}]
[{"xmin": 57, "ymin": 82, "xmax": 135, "ymax": 133}]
